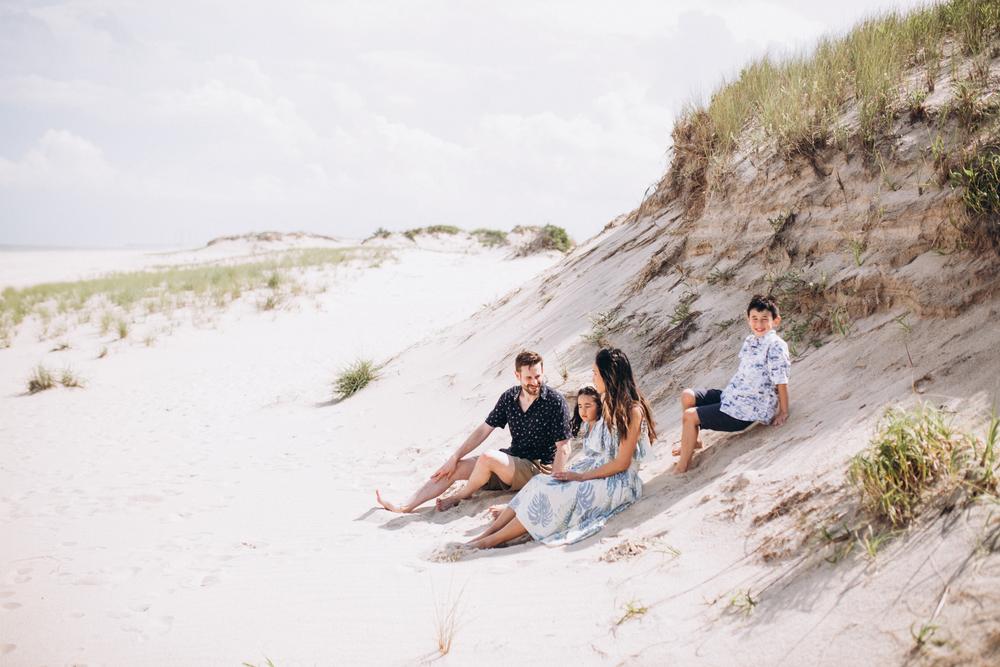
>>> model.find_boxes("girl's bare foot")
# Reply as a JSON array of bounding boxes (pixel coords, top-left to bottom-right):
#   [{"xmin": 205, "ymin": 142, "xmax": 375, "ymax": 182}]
[
  {"xmin": 375, "ymin": 489, "xmax": 410, "ymax": 513},
  {"xmin": 671, "ymin": 439, "xmax": 704, "ymax": 457}
]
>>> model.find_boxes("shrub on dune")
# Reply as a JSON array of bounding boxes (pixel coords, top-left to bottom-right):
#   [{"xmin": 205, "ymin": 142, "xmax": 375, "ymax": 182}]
[{"xmin": 333, "ymin": 359, "xmax": 379, "ymax": 400}]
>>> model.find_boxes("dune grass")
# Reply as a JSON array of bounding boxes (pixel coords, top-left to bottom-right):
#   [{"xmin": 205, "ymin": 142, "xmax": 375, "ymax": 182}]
[
  {"xmin": 27, "ymin": 364, "xmax": 55, "ymax": 394},
  {"xmin": 333, "ymin": 359, "xmax": 379, "ymax": 400},
  {"xmin": 471, "ymin": 228, "xmax": 509, "ymax": 247},
  {"xmin": 848, "ymin": 404, "xmax": 999, "ymax": 528},
  {"xmin": 0, "ymin": 247, "xmax": 385, "ymax": 341},
  {"xmin": 661, "ymin": 0, "xmax": 1000, "ymax": 204}
]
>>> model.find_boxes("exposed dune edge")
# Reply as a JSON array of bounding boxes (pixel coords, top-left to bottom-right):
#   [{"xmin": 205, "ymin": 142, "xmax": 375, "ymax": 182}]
[{"xmin": 352, "ymin": 49, "xmax": 1000, "ymax": 667}]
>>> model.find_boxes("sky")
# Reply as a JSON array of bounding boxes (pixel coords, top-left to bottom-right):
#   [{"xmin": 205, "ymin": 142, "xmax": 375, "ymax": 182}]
[{"xmin": 0, "ymin": 0, "xmax": 929, "ymax": 248}]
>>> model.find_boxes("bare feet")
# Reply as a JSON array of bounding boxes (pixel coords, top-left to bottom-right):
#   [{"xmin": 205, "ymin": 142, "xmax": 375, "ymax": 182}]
[
  {"xmin": 671, "ymin": 439, "xmax": 704, "ymax": 457},
  {"xmin": 487, "ymin": 504, "xmax": 506, "ymax": 519},
  {"xmin": 375, "ymin": 489, "xmax": 410, "ymax": 513},
  {"xmin": 436, "ymin": 494, "xmax": 462, "ymax": 512}
]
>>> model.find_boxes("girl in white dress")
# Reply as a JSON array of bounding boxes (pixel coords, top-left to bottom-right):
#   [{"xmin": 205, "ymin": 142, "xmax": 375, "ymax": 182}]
[{"xmin": 467, "ymin": 348, "xmax": 657, "ymax": 548}]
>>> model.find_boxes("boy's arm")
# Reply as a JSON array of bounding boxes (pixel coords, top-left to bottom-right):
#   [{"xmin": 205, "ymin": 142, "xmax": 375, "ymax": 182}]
[{"xmin": 772, "ymin": 384, "xmax": 789, "ymax": 426}]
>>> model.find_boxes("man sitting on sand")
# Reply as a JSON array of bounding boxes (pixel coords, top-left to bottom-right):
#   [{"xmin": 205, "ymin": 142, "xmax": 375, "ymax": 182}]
[{"xmin": 376, "ymin": 350, "xmax": 572, "ymax": 513}]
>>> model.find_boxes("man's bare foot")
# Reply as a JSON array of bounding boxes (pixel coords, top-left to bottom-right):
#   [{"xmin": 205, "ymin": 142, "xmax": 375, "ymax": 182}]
[
  {"xmin": 671, "ymin": 439, "xmax": 704, "ymax": 457},
  {"xmin": 487, "ymin": 504, "xmax": 506, "ymax": 519},
  {"xmin": 375, "ymin": 489, "xmax": 409, "ymax": 513},
  {"xmin": 436, "ymin": 495, "xmax": 463, "ymax": 512}
]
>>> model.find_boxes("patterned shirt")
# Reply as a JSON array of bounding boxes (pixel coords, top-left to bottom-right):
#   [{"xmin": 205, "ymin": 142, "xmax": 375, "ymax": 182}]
[
  {"xmin": 485, "ymin": 384, "xmax": 573, "ymax": 464},
  {"xmin": 720, "ymin": 330, "xmax": 791, "ymax": 423}
]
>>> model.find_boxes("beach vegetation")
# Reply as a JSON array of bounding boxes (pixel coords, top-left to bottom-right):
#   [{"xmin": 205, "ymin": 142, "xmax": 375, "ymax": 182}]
[
  {"xmin": 949, "ymin": 144, "xmax": 1000, "ymax": 248},
  {"xmin": 471, "ymin": 228, "xmax": 509, "ymax": 247},
  {"xmin": 27, "ymin": 364, "xmax": 55, "ymax": 394},
  {"xmin": 645, "ymin": 0, "xmax": 1000, "ymax": 211},
  {"xmin": 333, "ymin": 359, "xmax": 379, "ymax": 400},
  {"xmin": 116, "ymin": 318, "xmax": 129, "ymax": 340},
  {"xmin": 59, "ymin": 367, "xmax": 84, "ymax": 388},
  {"xmin": 848, "ymin": 404, "xmax": 999, "ymax": 529},
  {"xmin": 0, "ymin": 248, "xmax": 387, "ymax": 341},
  {"xmin": 582, "ymin": 310, "xmax": 620, "ymax": 346},
  {"xmin": 615, "ymin": 599, "xmax": 649, "ymax": 625},
  {"xmin": 433, "ymin": 583, "xmax": 463, "ymax": 657},
  {"xmin": 669, "ymin": 291, "xmax": 699, "ymax": 326},
  {"xmin": 706, "ymin": 265, "xmax": 736, "ymax": 285},
  {"xmin": 728, "ymin": 589, "xmax": 758, "ymax": 617}
]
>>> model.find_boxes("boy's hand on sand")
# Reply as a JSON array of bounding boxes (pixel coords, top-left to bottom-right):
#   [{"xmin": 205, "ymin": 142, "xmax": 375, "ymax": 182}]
[
  {"xmin": 431, "ymin": 457, "xmax": 457, "ymax": 481},
  {"xmin": 771, "ymin": 411, "xmax": 788, "ymax": 427}
]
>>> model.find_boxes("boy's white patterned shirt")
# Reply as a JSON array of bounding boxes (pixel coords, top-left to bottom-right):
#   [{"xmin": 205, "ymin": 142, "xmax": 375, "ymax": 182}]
[{"xmin": 720, "ymin": 330, "xmax": 791, "ymax": 423}]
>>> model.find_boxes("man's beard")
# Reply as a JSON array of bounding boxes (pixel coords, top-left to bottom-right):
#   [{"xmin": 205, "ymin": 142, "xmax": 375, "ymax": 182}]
[{"xmin": 523, "ymin": 384, "xmax": 540, "ymax": 395}]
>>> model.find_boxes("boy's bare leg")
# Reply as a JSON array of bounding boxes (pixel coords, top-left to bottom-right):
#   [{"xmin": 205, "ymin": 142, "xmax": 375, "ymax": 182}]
[
  {"xmin": 437, "ymin": 451, "xmax": 516, "ymax": 511},
  {"xmin": 468, "ymin": 507, "xmax": 516, "ymax": 544},
  {"xmin": 674, "ymin": 407, "xmax": 701, "ymax": 473},
  {"xmin": 672, "ymin": 389, "xmax": 705, "ymax": 456},
  {"xmin": 468, "ymin": 516, "xmax": 530, "ymax": 549},
  {"xmin": 376, "ymin": 458, "xmax": 477, "ymax": 513}
]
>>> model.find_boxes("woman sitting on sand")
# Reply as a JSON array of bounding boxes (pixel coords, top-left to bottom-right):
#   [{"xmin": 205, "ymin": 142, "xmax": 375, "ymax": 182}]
[{"xmin": 467, "ymin": 348, "xmax": 656, "ymax": 548}]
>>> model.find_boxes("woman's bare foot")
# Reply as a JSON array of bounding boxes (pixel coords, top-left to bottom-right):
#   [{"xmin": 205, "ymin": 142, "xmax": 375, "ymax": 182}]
[
  {"xmin": 436, "ymin": 494, "xmax": 463, "ymax": 511},
  {"xmin": 671, "ymin": 439, "xmax": 704, "ymax": 457},
  {"xmin": 375, "ymin": 489, "xmax": 410, "ymax": 513}
]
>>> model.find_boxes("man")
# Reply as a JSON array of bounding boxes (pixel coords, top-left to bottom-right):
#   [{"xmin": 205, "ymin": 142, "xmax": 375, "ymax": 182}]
[{"xmin": 375, "ymin": 350, "xmax": 572, "ymax": 513}]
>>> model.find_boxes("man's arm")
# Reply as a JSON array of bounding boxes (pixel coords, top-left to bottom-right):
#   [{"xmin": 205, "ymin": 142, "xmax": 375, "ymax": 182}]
[
  {"xmin": 551, "ymin": 439, "xmax": 572, "ymax": 474},
  {"xmin": 430, "ymin": 422, "xmax": 495, "ymax": 481},
  {"xmin": 772, "ymin": 384, "xmax": 789, "ymax": 426}
]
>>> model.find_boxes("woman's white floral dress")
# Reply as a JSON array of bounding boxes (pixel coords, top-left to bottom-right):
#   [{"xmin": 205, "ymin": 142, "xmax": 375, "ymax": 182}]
[{"xmin": 508, "ymin": 417, "xmax": 649, "ymax": 545}]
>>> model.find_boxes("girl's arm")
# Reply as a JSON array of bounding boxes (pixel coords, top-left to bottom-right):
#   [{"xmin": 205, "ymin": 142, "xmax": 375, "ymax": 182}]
[{"xmin": 554, "ymin": 406, "xmax": 642, "ymax": 482}]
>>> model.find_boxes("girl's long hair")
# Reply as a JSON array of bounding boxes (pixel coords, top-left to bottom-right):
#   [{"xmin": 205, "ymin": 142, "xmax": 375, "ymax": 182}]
[
  {"xmin": 595, "ymin": 348, "xmax": 657, "ymax": 442},
  {"xmin": 570, "ymin": 384, "xmax": 602, "ymax": 437}
]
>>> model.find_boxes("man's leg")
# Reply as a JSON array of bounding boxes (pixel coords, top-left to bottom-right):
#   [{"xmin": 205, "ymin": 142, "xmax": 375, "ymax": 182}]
[
  {"xmin": 674, "ymin": 407, "xmax": 701, "ymax": 473},
  {"xmin": 436, "ymin": 450, "xmax": 516, "ymax": 511},
  {"xmin": 376, "ymin": 457, "xmax": 477, "ymax": 513},
  {"xmin": 468, "ymin": 515, "xmax": 530, "ymax": 549}
]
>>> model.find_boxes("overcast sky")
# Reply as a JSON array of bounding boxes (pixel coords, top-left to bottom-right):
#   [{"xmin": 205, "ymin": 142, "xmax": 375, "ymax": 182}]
[{"xmin": 1, "ymin": 0, "xmax": 928, "ymax": 248}]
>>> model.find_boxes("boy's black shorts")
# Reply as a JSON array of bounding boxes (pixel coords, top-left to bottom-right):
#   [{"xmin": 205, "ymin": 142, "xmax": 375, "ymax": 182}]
[{"xmin": 693, "ymin": 388, "xmax": 755, "ymax": 432}]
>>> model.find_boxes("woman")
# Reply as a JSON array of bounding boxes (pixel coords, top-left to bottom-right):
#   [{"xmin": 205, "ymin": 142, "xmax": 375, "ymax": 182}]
[{"xmin": 467, "ymin": 348, "xmax": 656, "ymax": 548}]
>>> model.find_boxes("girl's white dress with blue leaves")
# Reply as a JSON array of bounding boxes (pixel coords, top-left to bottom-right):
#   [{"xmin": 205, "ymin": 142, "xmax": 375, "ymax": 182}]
[{"xmin": 508, "ymin": 418, "xmax": 648, "ymax": 545}]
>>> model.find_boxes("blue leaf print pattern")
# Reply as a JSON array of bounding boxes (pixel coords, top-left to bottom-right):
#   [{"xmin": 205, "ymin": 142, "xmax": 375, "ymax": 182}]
[
  {"xmin": 526, "ymin": 493, "xmax": 554, "ymax": 527},
  {"xmin": 605, "ymin": 471, "xmax": 623, "ymax": 498},
  {"xmin": 575, "ymin": 482, "xmax": 596, "ymax": 512}
]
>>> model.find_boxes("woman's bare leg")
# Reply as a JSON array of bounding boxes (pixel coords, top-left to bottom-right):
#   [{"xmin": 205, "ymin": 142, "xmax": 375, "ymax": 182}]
[
  {"xmin": 468, "ymin": 516, "xmax": 530, "ymax": 549},
  {"xmin": 467, "ymin": 507, "xmax": 516, "ymax": 544}
]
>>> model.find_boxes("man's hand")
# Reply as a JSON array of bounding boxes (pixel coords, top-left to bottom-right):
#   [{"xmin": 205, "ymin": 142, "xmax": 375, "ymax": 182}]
[
  {"xmin": 552, "ymin": 470, "xmax": 583, "ymax": 482},
  {"xmin": 431, "ymin": 457, "xmax": 458, "ymax": 481},
  {"xmin": 771, "ymin": 411, "xmax": 789, "ymax": 427}
]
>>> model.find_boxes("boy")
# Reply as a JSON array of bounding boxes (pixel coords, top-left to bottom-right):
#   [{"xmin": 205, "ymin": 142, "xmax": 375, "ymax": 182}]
[{"xmin": 673, "ymin": 294, "xmax": 790, "ymax": 473}]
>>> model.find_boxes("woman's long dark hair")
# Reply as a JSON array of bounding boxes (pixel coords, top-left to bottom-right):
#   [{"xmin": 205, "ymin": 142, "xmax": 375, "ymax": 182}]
[
  {"xmin": 570, "ymin": 385, "xmax": 602, "ymax": 437},
  {"xmin": 595, "ymin": 348, "xmax": 657, "ymax": 442}
]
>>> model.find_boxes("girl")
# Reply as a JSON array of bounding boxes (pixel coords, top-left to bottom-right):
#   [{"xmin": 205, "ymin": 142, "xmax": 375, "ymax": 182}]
[{"xmin": 467, "ymin": 348, "xmax": 656, "ymax": 548}]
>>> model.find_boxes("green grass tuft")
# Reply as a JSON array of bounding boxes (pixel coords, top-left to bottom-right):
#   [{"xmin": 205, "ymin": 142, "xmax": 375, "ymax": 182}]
[
  {"xmin": 471, "ymin": 228, "xmax": 509, "ymax": 247},
  {"xmin": 848, "ymin": 405, "xmax": 962, "ymax": 527},
  {"xmin": 333, "ymin": 359, "xmax": 379, "ymax": 400}
]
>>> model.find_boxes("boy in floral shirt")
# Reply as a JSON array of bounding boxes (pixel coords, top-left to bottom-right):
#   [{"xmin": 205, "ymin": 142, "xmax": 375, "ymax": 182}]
[{"xmin": 673, "ymin": 294, "xmax": 791, "ymax": 473}]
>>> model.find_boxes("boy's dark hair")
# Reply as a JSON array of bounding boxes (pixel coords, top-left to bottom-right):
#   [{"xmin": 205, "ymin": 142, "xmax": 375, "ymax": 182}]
[
  {"xmin": 515, "ymin": 350, "xmax": 543, "ymax": 372},
  {"xmin": 570, "ymin": 385, "xmax": 602, "ymax": 437},
  {"xmin": 747, "ymin": 294, "xmax": 780, "ymax": 319}
]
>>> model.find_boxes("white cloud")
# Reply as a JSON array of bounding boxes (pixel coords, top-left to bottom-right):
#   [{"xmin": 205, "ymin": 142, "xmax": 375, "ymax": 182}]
[{"xmin": 0, "ymin": 129, "xmax": 117, "ymax": 190}]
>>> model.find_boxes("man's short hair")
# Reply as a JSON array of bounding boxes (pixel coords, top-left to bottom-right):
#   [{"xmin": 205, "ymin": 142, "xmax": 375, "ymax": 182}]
[
  {"xmin": 747, "ymin": 294, "xmax": 780, "ymax": 319},
  {"xmin": 515, "ymin": 350, "xmax": 544, "ymax": 372}
]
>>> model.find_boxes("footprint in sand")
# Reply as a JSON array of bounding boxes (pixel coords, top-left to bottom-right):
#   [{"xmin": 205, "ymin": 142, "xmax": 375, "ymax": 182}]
[
  {"xmin": 0, "ymin": 644, "xmax": 15, "ymax": 655},
  {"xmin": 1, "ymin": 602, "xmax": 22, "ymax": 611}
]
